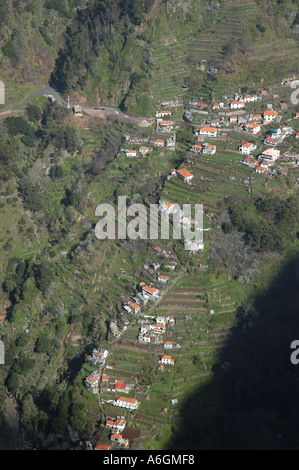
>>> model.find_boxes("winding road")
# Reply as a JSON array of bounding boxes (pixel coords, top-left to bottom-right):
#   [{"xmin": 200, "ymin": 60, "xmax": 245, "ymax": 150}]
[
  {"xmin": 0, "ymin": 86, "xmax": 155, "ymax": 127},
  {"xmin": 0, "ymin": 86, "xmax": 68, "ymax": 114}
]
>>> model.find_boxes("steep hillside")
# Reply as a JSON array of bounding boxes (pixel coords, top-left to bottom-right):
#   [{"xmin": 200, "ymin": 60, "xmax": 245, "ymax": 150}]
[
  {"xmin": 1, "ymin": 0, "xmax": 299, "ymax": 114},
  {"xmin": 0, "ymin": 0, "xmax": 298, "ymax": 452},
  {"xmin": 49, "ymin": 0, "xmax": 299, "ymax": 114},
  {"xmin": 0, "ymin": 0, "xmax": 88, "ymax": 106}
]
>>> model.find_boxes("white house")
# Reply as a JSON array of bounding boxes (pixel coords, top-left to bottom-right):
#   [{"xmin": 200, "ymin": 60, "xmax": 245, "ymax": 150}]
[
  {"xmin": 176, "ymin": 168, "xmax": 194, "ymax": 183},
  {"xmin": 156, "ymin": 110, "xmax": 172, "ymax": 118},
  {"xmin": 259, "ymin": 148, "xmax": 280, "ymax": 163},
  {"xmin": 255, "ymin": 166, "xmax": 269, "ymax": 175},
  {"xmin": 243, "ymin": 94, "xmax": 257, "ymax": 103},
  {"xmin": 190, "ymin": 144, "xmax": 203, "ymax": 153},
  {"xmin": 157, "ymin": 274, "xmax": 169, "ymax": 283},
  {"xmin": 139, "ymin": 146, "xmax": 150, "ymax": 155},
  {"xmin": 113, "ymin": 397, "xmax": 139, "ymax": 410},
  {"xmin": 202, "ymin": 143, "xmax": 216, "ymax": 155},
  {"xmin": 85, "ymin": 371, "xmax": 101, "ymax": 394},
  {"xmin": 197, "ymin": 126, "xmax": 218, "ymax": 138},
  {"xmin": 229, "ymin": 115, "xmax": 238, "ymax": 124},
  {"xmin": 142, "ymin": 285, "xmax": 160, "ymax": 299},
  {"xmin": 110, "ymin": 434, "xmax": 129, "ymax": 447},
  {"xmin": 165, "ymin": 261, "xmax": 177, "ymax": 270},
  {"xmin": 165, "ymin": 134, "xmax": 176, "ymax": 149},
  {"xmin": 158, "ymin": 202, "xmax": 181, "ymax": 215},
  {"xmin": 242, "ymin": 157, "xmax": 258, "ymax": 168},
  {"xmin": 88, "ymin": 349, "xmax": 109, "ymax": 365},
  {"xmin": 230, "ymin": 100, "xmax": 245, "ymax": 109},
  {"xmin": 184, "ymin": 239, "xmax": 204, "ymax": 252},
  {"xmin": 154, "ymin": 139, "xmax": 165, "ymax": 147},
  {"xmin": 157, "ymin": 119, "xmax": 174, "ymax": 130},
  {"xmin": 263, "ymin": 110, "xmax": 278, "ymax": 123},
  {"xmin": 156, "ymin": 315, "xmax": 166, "ymax": 324},
  {"xmin": 125, "ymin": 149, "xmax": 137, "ymax": 157},
  {"xmin": 153, "ymin": 323, "xmax": 166, "ymax": 334},
  {"xmin": 106, "ymin": 417, "xmax": 126, "ymax": 433},
  {"xmin": 128, "ymin": 302, "xmax": 141, "ymax": 315},
  {"xmin": 239, "ymin": 141, "xmax": 257, "ymax": 154},
  {"xmin": 263, "ymin": 136, "xmax": 276, "ymax": 146},
  {"xmin": 160, "ymin": 355, "xmax": 174, "ymax": 365},
  {"xmin": 245, "ymin": 123, "xmax": 261, "ymax": 134}
]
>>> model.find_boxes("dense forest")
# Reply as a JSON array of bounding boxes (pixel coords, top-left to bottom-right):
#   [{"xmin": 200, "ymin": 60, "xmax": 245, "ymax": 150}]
[{"xmin": 49, "ymin": 0, "xmax": 155, "ymax": 93}]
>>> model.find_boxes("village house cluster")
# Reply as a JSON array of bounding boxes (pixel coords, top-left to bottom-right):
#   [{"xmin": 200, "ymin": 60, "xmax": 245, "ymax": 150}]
[
  {"xmin": 83, "ymin": 74, "xmax": 299, "ymax": 451},
  {"xmin": 113, "ymin": 76, "xmax": 298, "ymax": 193},
  {"xmin": 85, "ymin": 349, "xmax": 109, "ymax": 394},
  {"xmin": 183, "ymin": 82, "xmax": 299, "ymax": 177},
  {"xmin": 138, "ymin": 314, "xmax": 176, "ymax": 346}
]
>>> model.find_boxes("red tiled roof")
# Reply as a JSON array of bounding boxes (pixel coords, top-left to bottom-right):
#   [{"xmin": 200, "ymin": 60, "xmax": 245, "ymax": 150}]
[
  {"xmin": 95, "ymin": 443, "xmax": 111, "ymax": 450},
  {"xmin": 129, "ymin": 302, "xmax": 141, "ymax": 310},
  {"xmin": 117, "ymin": 397, "xmax": 137, "ymax": 404},
  {"xmin": 199, "ymin": 126, "xmax": 217, "ymax": 133},
  {"xmin": 241, "ymin": 142, "xmax": 254, "ymax": 147},
  {"xmin": 263, "ymin": 110, "xmax": 278, "ymax": 116},
  {"xmin": 176, "ymin": 168, "xmax": 193, "ymax": 179},
  {"xmin": 143, "ymin": 285, "xmax": 158, "ymax": 294},
  {"xmin": 115, "ymin": 382, "xmax": 126, "ymax": 390}
]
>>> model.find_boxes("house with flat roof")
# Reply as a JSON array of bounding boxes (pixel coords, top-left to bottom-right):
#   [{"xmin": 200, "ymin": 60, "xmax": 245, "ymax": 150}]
[{"xmin": 259, "ymin": 148, "xmax": 280, "ymax": 163}]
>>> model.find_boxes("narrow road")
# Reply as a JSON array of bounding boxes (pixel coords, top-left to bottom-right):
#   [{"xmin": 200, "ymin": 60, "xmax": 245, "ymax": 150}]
[
  {"xmin": 0, "ymin": 86, "xmax": 155, "ymax": 127},
  {"xmin": 0, "ymin": 86, "xmax": 68, "ymax": 115}
]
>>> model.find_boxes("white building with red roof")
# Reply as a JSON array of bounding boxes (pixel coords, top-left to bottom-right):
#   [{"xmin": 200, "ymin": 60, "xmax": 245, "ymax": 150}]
[
  {"xmin": 157, "ymin": 274, "xmax": 169, "ymax": 283},
  {"xmin": 106, "ymin": 417, "xmax": 126, "ymax": 433},
  {"xmin": 113, "ymin": 397, "xmax": 140, "ymax": 410},
  {"xmin": 160, "ymin": 355, "xmax": 175, "ymax": 365},
  {"xmin": 197, "ymin": 126, "xmax": 218, "ymax": 137},
  {"xmin": 239, "ymin": 141, "xmax": 257, "ymax": 154},
  {"xmin": 176, "ymin": 168, "xmax": 194, "ymax": 182}
]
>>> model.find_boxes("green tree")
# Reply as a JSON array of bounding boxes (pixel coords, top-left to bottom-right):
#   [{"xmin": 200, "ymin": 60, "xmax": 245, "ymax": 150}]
[
  {"xmin": 34, "ymin": 260, "xmax": 54, "ymax": 294},
  {"xmin": 35, "ymin": 335, "xmax": 52, "ymax": 354},
  {"xmin": 26, "ymin": 104, "xmax": 41, "ymax": 123}
]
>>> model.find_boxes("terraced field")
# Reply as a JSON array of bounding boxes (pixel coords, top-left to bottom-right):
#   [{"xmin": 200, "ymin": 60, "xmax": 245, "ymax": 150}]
[
  {"xmin": 144, "ymin": 0, "xmax": 271, "ymax": 107},
  {"xmin": 162, "ymin": 147, "xmax": 260, "ymax": 218}
]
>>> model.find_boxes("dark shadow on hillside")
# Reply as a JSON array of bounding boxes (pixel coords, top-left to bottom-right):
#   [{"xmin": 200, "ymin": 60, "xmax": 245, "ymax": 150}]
[{"xmin": 166, "ymin": 254, "xmax": 299, "ymax": 450}]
